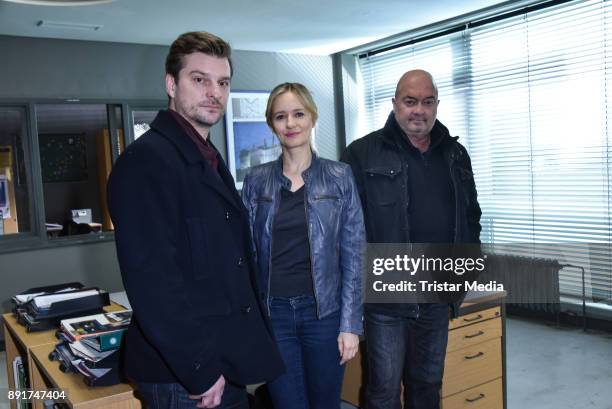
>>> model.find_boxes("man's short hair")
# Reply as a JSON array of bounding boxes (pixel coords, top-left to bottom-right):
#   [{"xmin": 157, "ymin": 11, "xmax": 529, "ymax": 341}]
[{"xmin": 165, "ymin": 31, "xmax": 233, "ymax": 81}]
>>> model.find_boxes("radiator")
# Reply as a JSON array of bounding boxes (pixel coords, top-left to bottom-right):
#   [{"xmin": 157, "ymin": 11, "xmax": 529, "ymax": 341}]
[{"xmin": 485, "ymin": 253, "xmax": 561, "ymax": 316}]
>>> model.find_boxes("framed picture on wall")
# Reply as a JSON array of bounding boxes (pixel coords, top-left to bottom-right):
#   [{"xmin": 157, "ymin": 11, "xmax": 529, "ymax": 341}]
[{"xmin": 225, "ymin": 91, "xmax": 280, "ymax": 190}]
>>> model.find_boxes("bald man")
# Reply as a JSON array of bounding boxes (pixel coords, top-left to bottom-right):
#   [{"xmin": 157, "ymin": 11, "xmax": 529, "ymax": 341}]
[{"xmin": 341, "ymin": 70, "xmax": 481, "ymax": 409}]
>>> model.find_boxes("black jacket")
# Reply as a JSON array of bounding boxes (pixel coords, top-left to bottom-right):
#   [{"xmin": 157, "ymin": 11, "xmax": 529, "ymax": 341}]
[
  {"xmin": 107, "ymin": 110, "xmax": 284, "ymax": 394},
  {"xmin": 341, "ymin": 113, "xmax": 482, "ymax": 315}
]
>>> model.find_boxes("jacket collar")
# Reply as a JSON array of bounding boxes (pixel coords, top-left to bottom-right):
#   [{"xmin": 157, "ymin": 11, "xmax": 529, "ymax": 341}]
[
  {"xmin": 273, "ymin": 151, "xmax": 321, "ymax": 189},
  {"xmin": 150, "ymin": 110, "xmax": 245, "ymax": 212},
  {"xmin": 150, "ymin": 110, "xmax": 208, "ymax": 165}
]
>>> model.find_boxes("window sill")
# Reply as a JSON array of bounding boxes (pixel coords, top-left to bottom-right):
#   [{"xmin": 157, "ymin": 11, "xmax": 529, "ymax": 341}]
[{"xmin": 0, "ymin": 231, "xmax": 115, "ymax": 255}]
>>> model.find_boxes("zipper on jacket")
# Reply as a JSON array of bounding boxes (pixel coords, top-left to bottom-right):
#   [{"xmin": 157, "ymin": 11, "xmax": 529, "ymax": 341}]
[
  {"xmin": 303, "ymin": 180, "xmax": 321, "ymax": 319},
  {"xmin": 448, "ymin": 149, "xmax": 460, "ymax": 242}
]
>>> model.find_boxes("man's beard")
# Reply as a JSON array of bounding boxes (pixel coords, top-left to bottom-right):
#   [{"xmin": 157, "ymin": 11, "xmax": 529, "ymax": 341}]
[{"xmin": 190, "ymin": 106, "xmax": 225, "ymax": 128}]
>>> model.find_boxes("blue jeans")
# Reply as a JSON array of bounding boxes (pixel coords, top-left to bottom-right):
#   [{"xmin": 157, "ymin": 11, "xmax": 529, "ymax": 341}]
[
  {"xmin": 364, "ymin": 304, "xmax": 449, "ymax": 409},
  {"xmin": 136, "ymin": 381, "xmax": 248, "ymax": 409},
  {"xmin": 267, "ymin": 295, "xmax": 345, "ymax": 409}
]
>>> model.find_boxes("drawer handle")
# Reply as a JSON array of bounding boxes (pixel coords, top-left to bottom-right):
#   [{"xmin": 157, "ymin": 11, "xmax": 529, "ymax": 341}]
[
  {"xmin": 463, "ymin": 314, "xmax": 483, "ymax": 322},
  {"xmin": 464, "ymin": 330, "xmax": 485, "ymax": 339},
  {"xmin": 465, "ymin": 393, "xmax": 485, "ymax": 403},
  {"xmin": 464, "ymin": 351, "xmax": 484, "ymax": 360}
]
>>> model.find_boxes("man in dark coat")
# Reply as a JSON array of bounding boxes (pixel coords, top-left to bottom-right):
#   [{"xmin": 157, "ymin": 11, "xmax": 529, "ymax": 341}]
[
  {"xmin": 341, "ymin": 69, "xmax": 481, "ymax": 409},
  {"xmin": 107, "ymin": 31, "xmax": 284, "ymax": 409}
]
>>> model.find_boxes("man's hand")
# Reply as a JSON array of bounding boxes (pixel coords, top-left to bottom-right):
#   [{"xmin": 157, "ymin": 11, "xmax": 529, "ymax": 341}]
[
  {"xmin": 188, "ymin": 375, "xmax": 225, "ymax": 408},
  {"xmin": 338, "ymin": 332, "xmax": 359, "ymax": 365}
]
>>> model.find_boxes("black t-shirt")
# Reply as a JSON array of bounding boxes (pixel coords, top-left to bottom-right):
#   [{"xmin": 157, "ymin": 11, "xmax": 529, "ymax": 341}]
[
  {"xmin": 402, "ymin": 135, "xmax": 455, "ymax": 243},
  {"xmin": 270, "ymin": 185, "xmax": 315, "ymax": 297}
]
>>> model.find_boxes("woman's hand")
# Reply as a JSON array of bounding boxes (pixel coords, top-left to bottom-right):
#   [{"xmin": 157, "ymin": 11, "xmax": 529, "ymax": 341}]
[{"xmin": 338, "ymin": 332, "xmax": 359, "ymax": 365}]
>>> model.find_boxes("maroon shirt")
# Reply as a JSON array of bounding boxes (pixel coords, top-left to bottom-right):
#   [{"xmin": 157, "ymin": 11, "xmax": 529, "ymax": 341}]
[{"xmin": 168, "ymin": 109, "xmax": 219, "ymax": 172}]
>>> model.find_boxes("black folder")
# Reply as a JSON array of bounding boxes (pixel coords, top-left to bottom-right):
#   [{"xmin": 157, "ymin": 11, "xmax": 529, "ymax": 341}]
[{"xmin": 13, "ymin": 283, "xmax": 110, "ymax": 332}]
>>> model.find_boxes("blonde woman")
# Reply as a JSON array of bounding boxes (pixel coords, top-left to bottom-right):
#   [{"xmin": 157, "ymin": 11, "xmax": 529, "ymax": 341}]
[{"xmin": 242, "ymin": 83, "xmax": 365, "ymax": 409}]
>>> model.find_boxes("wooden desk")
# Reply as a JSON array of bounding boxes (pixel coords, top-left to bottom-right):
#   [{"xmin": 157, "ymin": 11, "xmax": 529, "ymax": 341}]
[
  {"xmin": 2, "ymin": 303, "xmax": 136, "ymax": 409},
  {"xmin": 29, "ymin": 343, "xmax": 139, "ymax": 409},
  {"xmin": 341, "ymin": 291, "xmax": 507, "ymax": 409}
]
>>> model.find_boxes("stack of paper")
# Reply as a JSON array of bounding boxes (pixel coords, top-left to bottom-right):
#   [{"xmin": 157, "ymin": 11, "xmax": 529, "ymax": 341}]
[
  {"xmin": 50, "ymin": 310, "xmax": 132, "ymax": 387},
  {"xmin": 33, "ymin": 290, "xmax": 100, "ymax": 309},
  {"xmin": 60, "ymin": 310, "xmax": 131, "ymax": 342},
  {"xmin": 12, "ymin": 283, "xmax": 111, "ymax": 332}
]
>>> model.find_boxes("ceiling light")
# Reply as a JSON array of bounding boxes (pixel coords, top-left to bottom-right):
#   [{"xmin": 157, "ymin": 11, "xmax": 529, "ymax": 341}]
[
  {"xmin": 37, "ymin": 20, "xmax": 103, "ymax": 31},
  {"xmin": 3, "ymin": 0, "xmax": 115, "ymax": 5}
]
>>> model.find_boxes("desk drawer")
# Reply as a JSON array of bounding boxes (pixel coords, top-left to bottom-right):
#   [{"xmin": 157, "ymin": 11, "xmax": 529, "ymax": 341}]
[
  {"xmin": 441, "ymin": 377, "xmax": 503, "ymax": 409},
  {"xmin": 449, "ymin": 307, "xmax": 501, "ymax": 330},
  {"xmin": 447, "ymin": 317, "xmax": 501, "ymax": 353},
  {"xmin": 442, "ymin": 337, "xmax": 502, "ymax": 397}
]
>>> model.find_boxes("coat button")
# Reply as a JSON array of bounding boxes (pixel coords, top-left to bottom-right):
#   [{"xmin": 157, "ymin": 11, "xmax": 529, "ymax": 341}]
[
  {"xmin": 225, "ymin": 211, "xmax": 230, "ymax": 220},
  {"xmin": 194, "ymin": 362, "xmax": 201, "ymax": 370},
  {"xmin": 238, "ymin": 257, "xmax": 244, "ymax": 266},
  {"xmin": 241, "ymin": 306, "xmax": 251, "ymax": 314}
]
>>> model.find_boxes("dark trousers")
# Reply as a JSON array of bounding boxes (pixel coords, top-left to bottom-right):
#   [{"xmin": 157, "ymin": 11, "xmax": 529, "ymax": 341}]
[
  {"xmin": 267, "ymin": 295, "xmax": 345, "ymax": 409},
  {"xmin": 364, "ymin": 303, "xmax": 449, "ymax": 409},
  {"xmin": 136, "ymin": 381, "xmax": 248, "ymax": 409}
]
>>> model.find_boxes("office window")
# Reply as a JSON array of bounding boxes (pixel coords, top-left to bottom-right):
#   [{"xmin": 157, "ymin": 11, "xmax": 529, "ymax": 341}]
[
  {"xmin": 36, "ymin": 104, "xmax": 114, "ymax": 237},
  {"xmin": 470, "ymin": 1, "xmax": 612, "ymax": 301},
  {"xmin": 0, "ymin": 100, "xmax": 164, "ymax": 250},
  {"xmin": 0, "ymin": 108, "xmax": 31, "ymax": 236},
  {"xmin": 356, "ymin": 0, "xmax": 612, "ymax": 309},
  {"xmin": 359, "ymin": 32, "xmax": 468, "ymax": 141}
]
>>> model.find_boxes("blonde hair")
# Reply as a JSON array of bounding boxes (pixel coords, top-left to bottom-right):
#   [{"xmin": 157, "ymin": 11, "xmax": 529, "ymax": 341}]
[{"xmin": 265, "ymin": 82, "xmax": 318, "ymax": 128}]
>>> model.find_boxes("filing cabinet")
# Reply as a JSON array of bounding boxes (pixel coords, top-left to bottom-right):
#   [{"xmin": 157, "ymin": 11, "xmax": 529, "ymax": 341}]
[
  {"xmin": 341, "ymin": 292, "xmax": 506, "ymax": 409},
  {"xmin": 442, "ymin": 306, "xmax": 504, "ymax": 408}
]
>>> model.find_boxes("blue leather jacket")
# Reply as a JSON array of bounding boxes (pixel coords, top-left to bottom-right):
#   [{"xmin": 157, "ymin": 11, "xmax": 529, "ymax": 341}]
[{"xmin": 242, "ymin": 155, "xmax": 365, "ymax": 335}]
